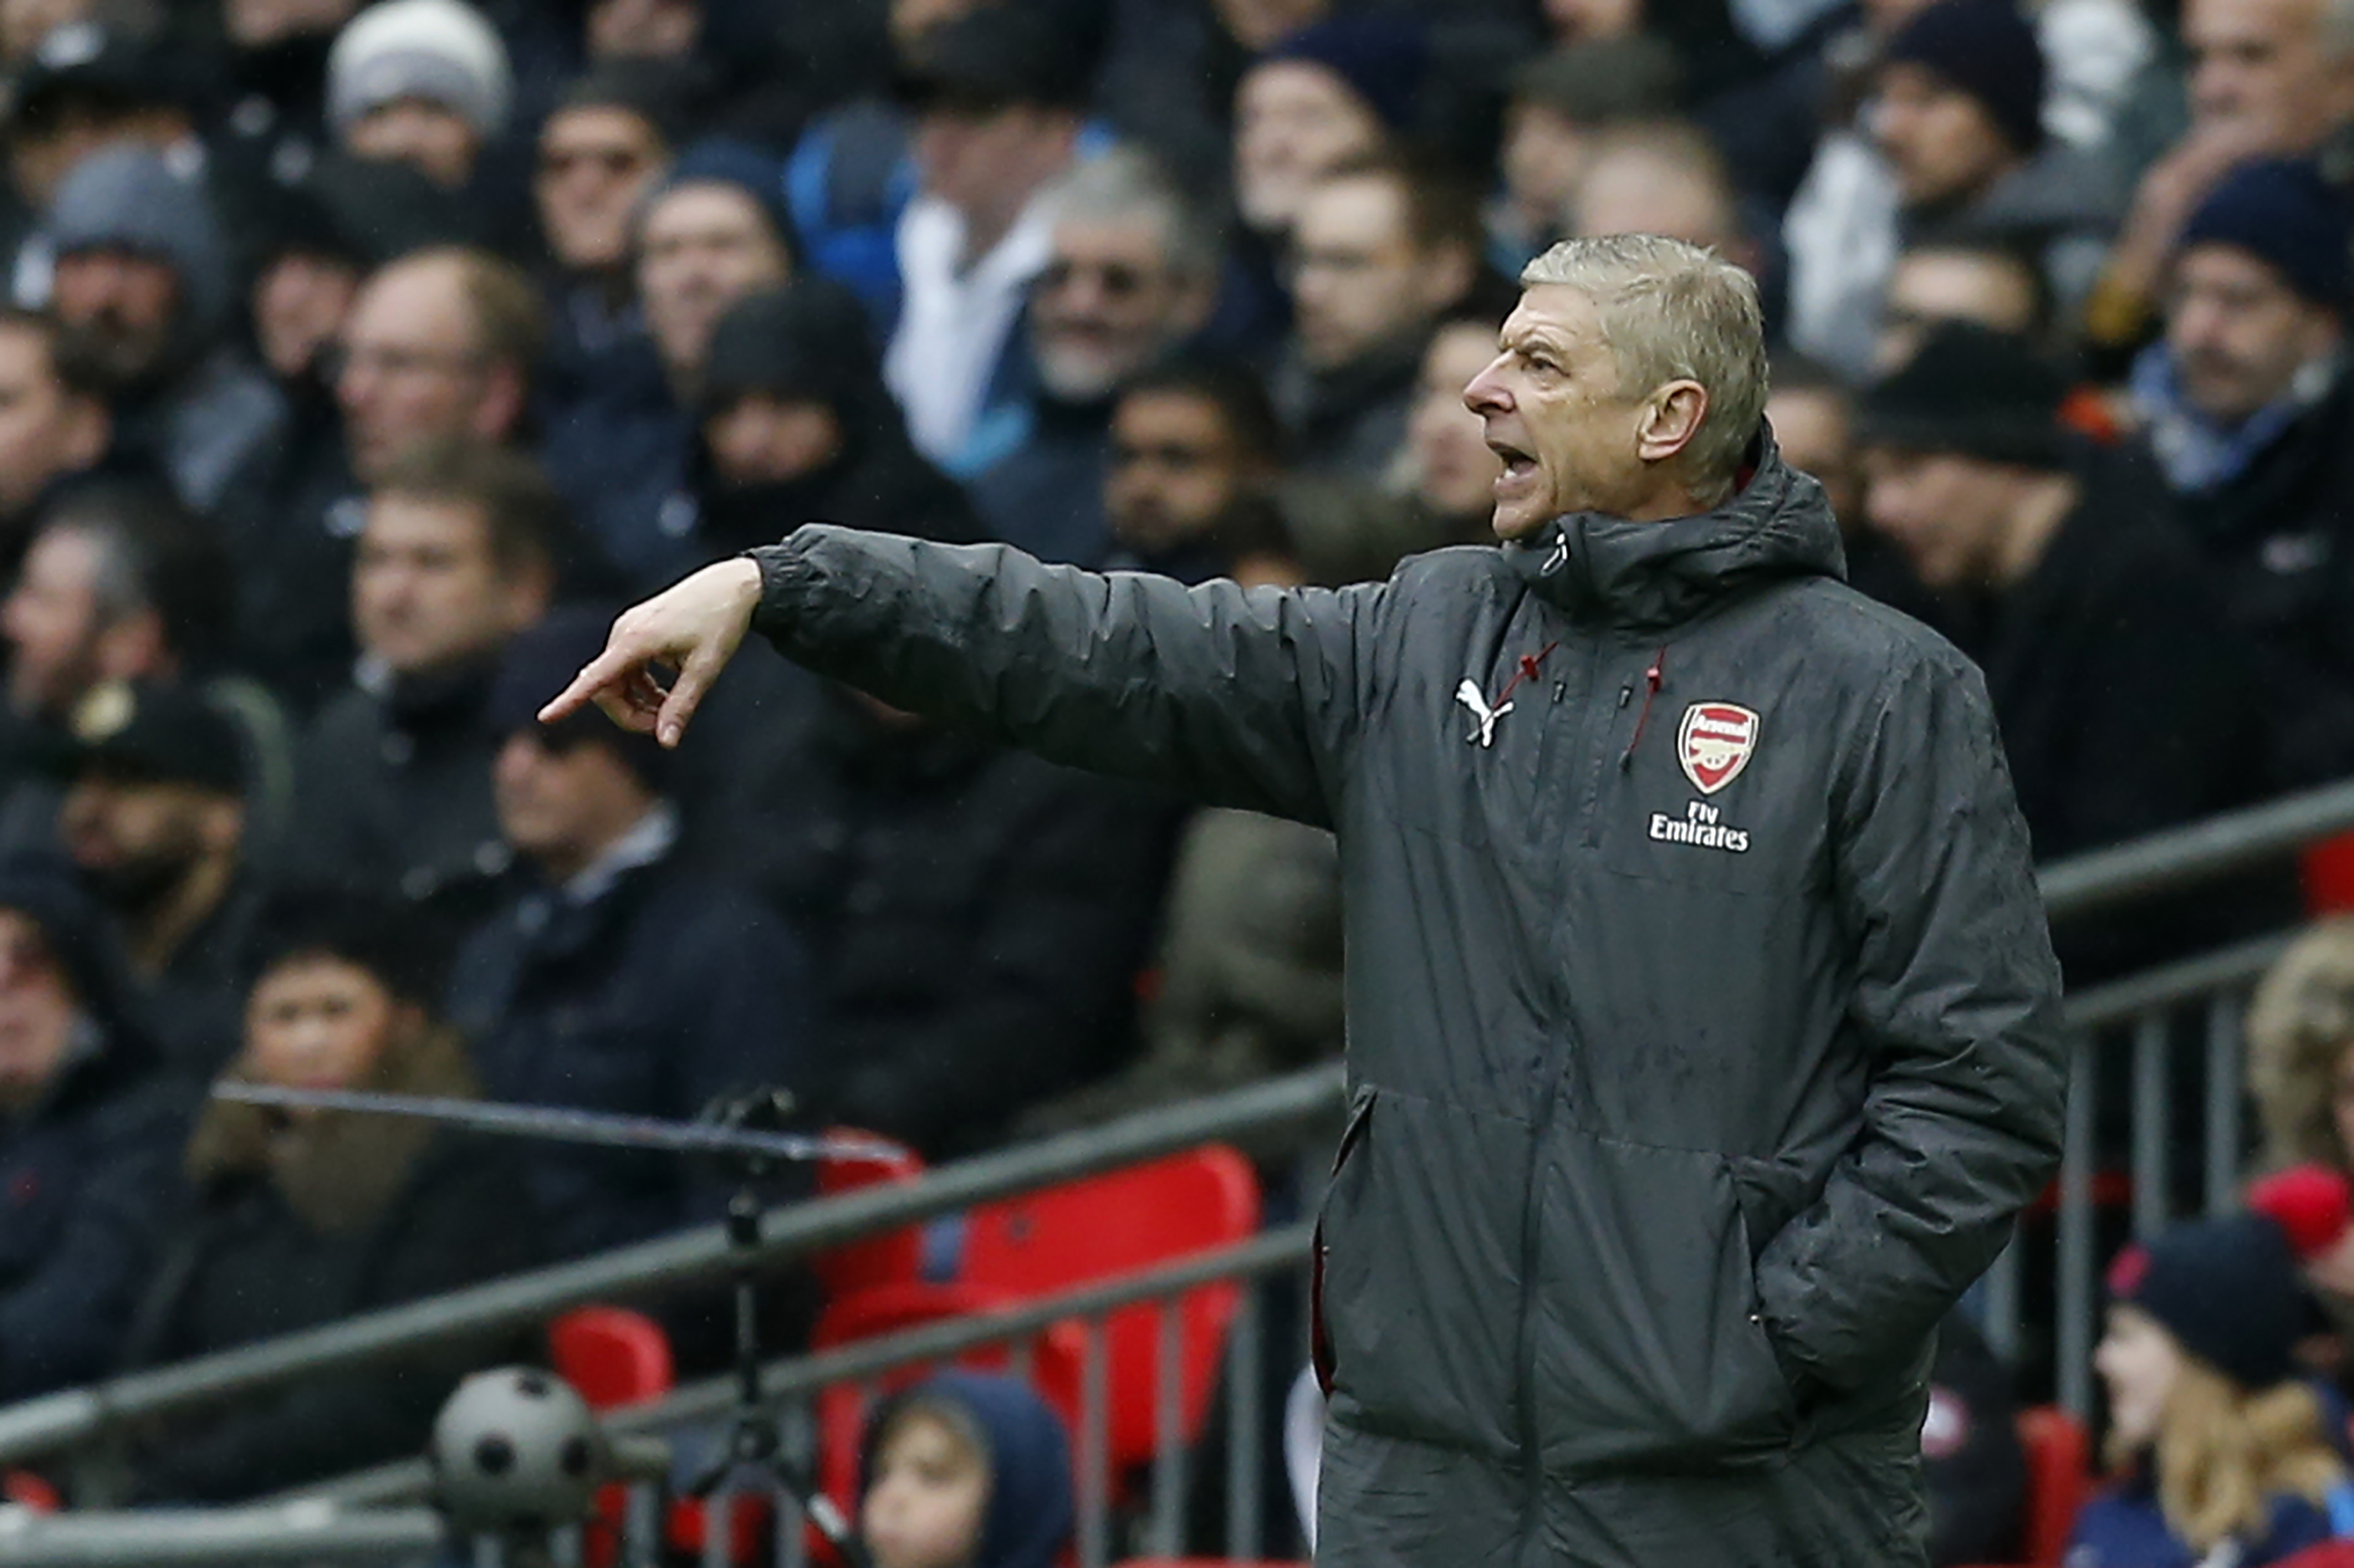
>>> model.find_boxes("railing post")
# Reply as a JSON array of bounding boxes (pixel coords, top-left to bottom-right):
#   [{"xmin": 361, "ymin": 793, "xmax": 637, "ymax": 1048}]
[
  {"xmin": 1149, "ymin": 1301, "xmax": 1187, "ymax": 1558},
  {"xmin": 1223, "ymin": 1283, "xmax": 1264, "ymax": 1563},
  {"xmin": 2130, "ymin": 1009, "xmax": 2169, "ymax": 1237},
  {"xmin": 2206, "ymin": 992, "xmax": 2246, "ymax": 1213},
  {"xmin": 2058, "ymin": 1032, "xmax": 2099, "ymax": 1420},
  {"xmin": 1077, "ymin": 1316, "xmax": 1111, "ymax": 1568}
]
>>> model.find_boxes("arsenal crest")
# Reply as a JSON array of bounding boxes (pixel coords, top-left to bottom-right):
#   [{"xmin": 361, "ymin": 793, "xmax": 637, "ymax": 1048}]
[{"xmin": 1677, "ymin": 703, "xmax": 1759, "ymax": 795}]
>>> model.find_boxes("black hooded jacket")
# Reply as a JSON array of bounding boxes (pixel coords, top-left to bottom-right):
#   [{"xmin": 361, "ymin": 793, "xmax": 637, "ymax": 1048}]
[{"xmin": 743, "ymin": 437, "xmax": 2067, "ymax": 1567}]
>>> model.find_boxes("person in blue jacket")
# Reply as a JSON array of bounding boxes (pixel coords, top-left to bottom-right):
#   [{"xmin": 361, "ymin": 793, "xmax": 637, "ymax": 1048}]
[{"xmin": 2071, "ymin": 1212, "xmax": 2354, "ymax": 1567}]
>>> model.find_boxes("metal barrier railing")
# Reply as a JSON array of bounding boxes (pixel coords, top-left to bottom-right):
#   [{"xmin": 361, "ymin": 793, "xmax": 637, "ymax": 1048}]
[
  {"xmin": 11, "ymin": 774, "xmax": 2354, "ymax": 1556},
  {"xmin": 0, "ymin": 1065, "xmax": 1343, "ymax": 1477},
  {"xmin": 3, "ymin": 1229, "xmax": 1313, "ymax": 1568},
  {"xmin": 2038, "ymin": 774, "xmax": 2354, "ymax": 921}
]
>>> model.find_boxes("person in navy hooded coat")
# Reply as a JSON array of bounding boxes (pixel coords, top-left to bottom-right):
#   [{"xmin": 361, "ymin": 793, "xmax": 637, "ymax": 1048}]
[{"xmin": 858, "ymin": 1370, "xmax": 1073, "ymax": 1568}]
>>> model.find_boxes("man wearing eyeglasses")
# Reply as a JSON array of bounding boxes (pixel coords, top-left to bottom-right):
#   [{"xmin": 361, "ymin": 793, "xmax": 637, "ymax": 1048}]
[
  {"xmin": 969, "ymin": 147, "xmax": 1219, "ymax": 566},
  {"xmin": 532, "ymin": 64, "xmax": 685, "ymax": 597}
]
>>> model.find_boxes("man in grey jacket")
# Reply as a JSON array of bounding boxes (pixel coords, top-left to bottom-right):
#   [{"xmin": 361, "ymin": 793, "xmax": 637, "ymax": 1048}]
[{"xmin": 545, "ymin": 234, "xmax": 2068, "ymax": 1567}]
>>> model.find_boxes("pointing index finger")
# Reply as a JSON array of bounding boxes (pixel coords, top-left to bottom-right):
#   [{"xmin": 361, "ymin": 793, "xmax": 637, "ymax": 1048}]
[{"xmin": 539, "ymin": 643, "xmax": 636, "ymax": 724}]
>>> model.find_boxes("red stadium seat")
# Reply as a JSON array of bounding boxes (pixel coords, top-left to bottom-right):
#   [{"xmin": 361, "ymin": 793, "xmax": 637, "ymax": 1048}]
[
  {"xmin": 960, "ymin": 1146, "xmax": 1261, "ymax": 1473},
  {"xmin": 548, "ymin": 1305, "xmax": 674, "ymax": 1409},
  {"xmin": 545, "ymin": 1306, "xmax": 768, "ymax": 1567},
  {"xmin": 2, "ymin": 1470, "xmax": 59, "ymax": 1512},
  {"xmin": 2304, "ymin": 831, "xmax": 2354, "ymax": 914},
  {"xmin": 812, "ymin": 1130, "xmax": 926, "ymax": 1303},
  {"xmin": 1955, "ymin": 1405, "xmax": 2092, "ymax": 1568},
  {"xmin": 2278, "ymin": 1544, "xmax": 2354, "ymax": 1567},
  {"xmin": 2017, "ymin": 1405, "xmax": 2091, "ymax": 1567},
  {"xmin": 547, "ymin": 1307, "xmax": 676, "ymax": 1568}
]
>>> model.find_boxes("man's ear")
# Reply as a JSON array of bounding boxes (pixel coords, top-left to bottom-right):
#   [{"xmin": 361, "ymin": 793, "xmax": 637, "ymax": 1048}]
[
  {"xmin": 470, "ymin": 363, "xmax": 528, "ymax": 444},
  {"xmin": 1635, "ymin": 379, "xmax": 1709, "ymax": 465}
]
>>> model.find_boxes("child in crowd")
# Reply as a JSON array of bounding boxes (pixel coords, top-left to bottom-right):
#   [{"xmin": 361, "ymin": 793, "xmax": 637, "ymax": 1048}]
[
  {"xmin": 858, "ymin": 1371, "xmax": 1072, "ymax": 1568},
  {"xmin": 2069, "ymin": 1214, "xmax": 2354, "ymax": 1567}
]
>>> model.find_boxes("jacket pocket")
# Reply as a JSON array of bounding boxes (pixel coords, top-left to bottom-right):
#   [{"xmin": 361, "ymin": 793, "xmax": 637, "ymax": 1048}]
[
  {"xmin": 1529, "ymin": 1126, "xmax": 1800, "ymax": 1475},
  {"xmin": 1314, "ymin": 1085, "xmax": 1525, "ymax": 1457}
]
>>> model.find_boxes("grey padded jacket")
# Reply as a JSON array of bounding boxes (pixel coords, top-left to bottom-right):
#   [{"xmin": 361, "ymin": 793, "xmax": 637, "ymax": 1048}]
[{"xmin": 748, "ymin": 436, "xmax": 2067, "ymax": 1565}]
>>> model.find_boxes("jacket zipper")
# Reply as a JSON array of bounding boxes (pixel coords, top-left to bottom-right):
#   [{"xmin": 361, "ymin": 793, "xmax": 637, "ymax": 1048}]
[{"xmin": 1513, "ymin": 640, "xmax": 1615, "ymax": 1556}]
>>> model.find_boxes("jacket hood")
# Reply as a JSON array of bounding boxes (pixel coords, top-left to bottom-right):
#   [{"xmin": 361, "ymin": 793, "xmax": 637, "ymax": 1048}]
[
  {"xmin": 1504, "ymin": 429, "xmax": 1847, "ymax": 631},
  {"xmin": 859, "ymin": 1371, "xmax": 1071, "ymax": 1568}
]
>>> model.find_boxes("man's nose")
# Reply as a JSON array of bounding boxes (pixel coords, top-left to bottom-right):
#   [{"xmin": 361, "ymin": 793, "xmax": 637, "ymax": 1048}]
[{"xmin": 1462, "ymin": 359, "xmax": 1509, "ymax": 415}]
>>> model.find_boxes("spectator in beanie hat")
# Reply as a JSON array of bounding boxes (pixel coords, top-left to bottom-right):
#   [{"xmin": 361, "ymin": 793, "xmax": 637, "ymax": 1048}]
[
  {"xmin": 2127, "ymin": 156, "xmax": 2354, "ymax": 787},
  {"xmin": 2067, "ymin": 1213, "xmax": 2354, "ymax": 1567},
  {"xmin": 1232, "ymin": 15, "xmax": 1422, "ymax": 242},
  {"xmin": 684, "ymin": 281, "xmax": 982, "ymax": 566},
  {"xmin": 634, "ymin": 139, "xmax": 798, "ymax": 410},
  {"xmin": 1874, "ymin": 0, "xmax": 2120, "ymax": 240},
  {"xmin": 244, "ymin": 154, "xmax": 480, "ymax": 390},
  {"xmin": 1783, "ymin": 0, "xmax": 2120, "ymax": 377},
  {"xmin": 1860, "ymin": 323, "xmax": 2276, "ymax": 977},
  {"xmin": 42, "ymin": 146, "xmax": 286, "ymax": 516},
  {"xmin": 327, "ymin": 0, "xmax": 512, "ymax": 192}
]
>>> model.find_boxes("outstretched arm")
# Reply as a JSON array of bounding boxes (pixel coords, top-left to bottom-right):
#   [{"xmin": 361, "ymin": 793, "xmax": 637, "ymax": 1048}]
[{"xmin": 546, "ymin": 529, "xmax": 1384, "ymax": 826}]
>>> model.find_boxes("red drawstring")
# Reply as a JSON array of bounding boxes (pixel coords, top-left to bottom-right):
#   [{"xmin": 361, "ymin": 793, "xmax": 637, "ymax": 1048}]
[
  {"xmin": 1621, "ymin": 644, "xmax": 1666, "ymax": 766},
  {"xmin": 1491, "ymin": 640, "xmax": 1559, "ymax": 708}
]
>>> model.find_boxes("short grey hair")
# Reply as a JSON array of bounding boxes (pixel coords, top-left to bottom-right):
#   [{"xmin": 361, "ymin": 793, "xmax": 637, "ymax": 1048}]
[
  {"xmin": 1520, "ymin": 234, "xmax": 1769, "ymax": 503},
  {"xmin": 1049, "ymin": 145, "xmax": 1221, "ymax": 288}
]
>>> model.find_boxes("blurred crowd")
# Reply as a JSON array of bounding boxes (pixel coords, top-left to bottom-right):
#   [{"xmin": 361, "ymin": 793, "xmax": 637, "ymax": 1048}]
[{"xmin": 0, "ymin": 0, "xmax": 2345, "ymax": 1528}]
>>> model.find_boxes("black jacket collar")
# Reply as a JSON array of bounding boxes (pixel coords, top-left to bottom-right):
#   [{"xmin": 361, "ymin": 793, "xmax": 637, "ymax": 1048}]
[{"xmin": 1504, "ymin": 431, "xmax": 1846, "ymax": 632}]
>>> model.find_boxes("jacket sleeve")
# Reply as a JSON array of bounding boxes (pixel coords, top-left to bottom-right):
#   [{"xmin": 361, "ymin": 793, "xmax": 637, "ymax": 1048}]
[
  {"xmin": 749, "ymin": 527, "xmax": 1383, "ymax": 829},
  {"xmin": 1753, "ymin": 649, "xmax": 2067, "ymax": 1395}
]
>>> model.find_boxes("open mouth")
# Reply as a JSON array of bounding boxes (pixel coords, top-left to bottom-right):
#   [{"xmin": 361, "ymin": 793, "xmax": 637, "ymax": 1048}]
[{"xmin": 1487, "ymin": 440, "xmax": 1539, "ymax": 482}]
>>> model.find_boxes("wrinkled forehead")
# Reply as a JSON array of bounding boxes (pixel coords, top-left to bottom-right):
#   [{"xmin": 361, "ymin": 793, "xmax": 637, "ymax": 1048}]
[{"xmin": 1500, "ymin": 283, "xmax": 1610, "ymax": 354}]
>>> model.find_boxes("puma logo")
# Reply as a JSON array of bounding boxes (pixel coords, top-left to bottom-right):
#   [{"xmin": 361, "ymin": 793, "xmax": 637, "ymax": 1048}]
[{"xmin": 1455, "ymin": 679, "xmax": 1512, "ymax": 748}]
